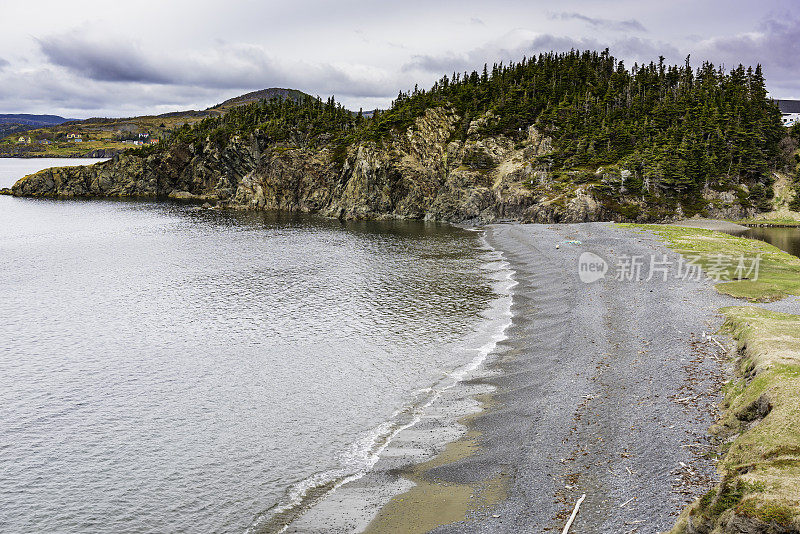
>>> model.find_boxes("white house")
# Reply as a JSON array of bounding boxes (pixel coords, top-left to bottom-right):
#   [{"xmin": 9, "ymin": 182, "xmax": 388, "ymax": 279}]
[
  {"xmin": 782, "ymin": 113, "xmax": 800, "ymax": 127},
  {"xmin": 777, "ymin": 100, "xmax": 800, "ymax": 127}
]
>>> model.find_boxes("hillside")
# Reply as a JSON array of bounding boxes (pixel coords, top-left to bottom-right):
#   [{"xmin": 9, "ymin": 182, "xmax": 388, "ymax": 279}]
[
  {"xmin": 210, "ymin": 88, "xmax": 308, "ymax": 111},
  {"xmin": 0, "ymin": 107, "xmax": 219, "ymax": 157},
  {"xmin": 0, "ymin": 113, "xmax": 75, "ymax": 140},
  {"xmin": 11, "ymin": 50, "xmax": 795, "ymax": 224},
  {"xmin": 0, "ymin": 88, "xmax": 309, "ymax": 158},
  {"xmin": 0, "ymin": 114, "xmax": 74, "ymax": 126}
]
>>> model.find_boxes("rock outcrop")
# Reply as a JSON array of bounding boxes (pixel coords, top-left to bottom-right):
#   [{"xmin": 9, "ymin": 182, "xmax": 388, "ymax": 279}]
[
  {"xmin": 82, "ymin": 148, "xmax": 123, "ymax": 158},
  {"xmin": 11, "ymin": 108, "xmax": 760, "ymax": 223}
]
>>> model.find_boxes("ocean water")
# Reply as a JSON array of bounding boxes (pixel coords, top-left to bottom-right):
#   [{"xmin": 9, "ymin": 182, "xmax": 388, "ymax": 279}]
[
  {"xmin": 745, "ymin": 226, "xmax": 800, "ymax": 258},
  {"xmin": 0, "ymin": 159, "xmax": 511, "ymax": 533}
]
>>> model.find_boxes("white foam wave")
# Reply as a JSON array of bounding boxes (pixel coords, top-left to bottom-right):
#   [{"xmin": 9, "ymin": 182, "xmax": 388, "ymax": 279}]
[{"xmin": 248, "ymin": 232, "xmax": 517, "ymax": 533}]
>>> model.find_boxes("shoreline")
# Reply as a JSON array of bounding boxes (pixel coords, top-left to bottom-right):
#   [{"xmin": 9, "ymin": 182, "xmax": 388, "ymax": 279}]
[
  {"xmin": 433, "ymin": 222, "xmax": 734, "ymax": 532},
  {"xmin": 254, "ymin": 234, "xmax": 517, "ymax": 533},
  {"xmin": 427, "ymin": 222, "xmax": 800, "ymax": 533},
  {"xmin": 739, "ymin": 222, "xmax": 800, "ymax": 228},
  {"xmin": 0, "ymin": 153, "xmax": 118, "ymax": 159},
  {"xmin": 275, "ymin": 222, "xmax": 737, "ymax": 532},
  {"xmin": 299, "ymin": 221, "xmax": 799, "ymax": 533}
]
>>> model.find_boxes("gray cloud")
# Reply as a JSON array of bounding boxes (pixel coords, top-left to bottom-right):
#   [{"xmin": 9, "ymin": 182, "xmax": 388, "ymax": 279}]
[
  {"xmin": 403, "ymin": 34, "xmax": 600, "ymax": 74},
  {"xmin": 5, "ymin": 2, "xmax": 800, "ymax": 117},
  {"xmin": 37, "ymin": 33, "xmax": 396, "ymax": 99},
  {"xmin": 549, "ymin": 12, "xmax": 647, "ymax": 32},
  {"xmin": 692, "ymin": 17, "xmax": 800, "ymax": 94},
  {"xmin": 0, "ymin": 65, "xmax": 223, "ymax": 117},
  {"xmin": 695, "ymin": 17, "xmax": 800, "ymax": 69},
  {"xmin": 610, "ymin": 37, "xmax": 682, "ymax": 64},
  {"xmin": 402, "ymin": 33, "xmax": 680, "ymax": 75},
  {"xmin": 38, "ymin": 37, "xmax": 171, "ymax": 83}
]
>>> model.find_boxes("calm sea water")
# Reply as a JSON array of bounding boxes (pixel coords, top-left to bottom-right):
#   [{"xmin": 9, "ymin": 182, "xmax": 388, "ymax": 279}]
[
  {"xmin": 746, "ymin": 226, "xmax": 800, "ymax": 258},
  {"xmin": 0, "ymin": 159, "xmax": 508, "ymax": 533}
]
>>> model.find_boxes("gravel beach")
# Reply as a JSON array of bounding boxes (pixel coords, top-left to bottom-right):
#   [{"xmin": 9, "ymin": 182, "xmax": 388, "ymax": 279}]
[
  {"xmin": 416, "ymin": 222, "xmax": 725, "ymax": 533},
  {"xmin": 430, "ymin": 222, "xmax": 799, "ymax": 533}
]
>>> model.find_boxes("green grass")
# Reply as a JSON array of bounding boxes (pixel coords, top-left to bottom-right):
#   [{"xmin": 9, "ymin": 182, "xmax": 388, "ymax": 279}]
[
  {"xmin": 619, "ymin": 224, "xmax": 800, "ymax": 302},
  {"xmin": 668, "ymin": 307, "xmax": 800, "ymax": 533},
  {"xmin": 735, "ymin": 217, "xmax": 800, "ymax": 228},
  {"xmin": 736, "ymin": 499, "xmax": 797, "ymax": 526},
  {"xmin": 620, "ymin": 224, "xmax": 800, "ymax": 532},
  {"xmin": 0, "ymin": 111, "xmax": 202, "ymax": 157}
]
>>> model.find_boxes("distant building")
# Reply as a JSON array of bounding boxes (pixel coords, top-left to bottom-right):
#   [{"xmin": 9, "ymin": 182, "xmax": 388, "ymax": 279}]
[
  {"xmin": 17, "ymin": 136, "xmax": 30, "ymax": 144},
  {"xmin": 782, "ymin": 113, "xmax": 800, "ymax": 127},
  {"xmin": 149, "ymin": 138, "xmax": 159, "ymax": 144},
  {"xmin": 66, "ymin": 132, "xmax": 80, "ymax": 139},
  {"xmin": 777, "ymin": 100, "xmax": 800, "ymax": 127},
  {"xmin": 39, "ymin": 139, "xmax": 52, "ymax": 145}
]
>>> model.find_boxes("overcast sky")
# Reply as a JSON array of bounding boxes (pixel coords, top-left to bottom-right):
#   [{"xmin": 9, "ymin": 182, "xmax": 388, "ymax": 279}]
[{"xmin": 1, "ymin": 0, "xmax": 799, "ymax": 118}]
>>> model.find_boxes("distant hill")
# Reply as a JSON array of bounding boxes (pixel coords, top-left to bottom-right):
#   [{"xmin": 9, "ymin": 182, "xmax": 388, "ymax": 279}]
[
  {"xmin": 0, "ymin": 123, "xmax": 32, "ymax": 138},
  {"xmin": 0, "ymin": 114, "xmax": 74, "ymax": 127},
  {"xmin": 0, "ymin": 88, "xmax": 318, "ymax": 157},
  {"xmin": 0, "ymin": 114, "xmax": 76, "ymax": 139},
  {"xmin": 210, "ymin": 88, "xmax": 309, "ymax": 110}
]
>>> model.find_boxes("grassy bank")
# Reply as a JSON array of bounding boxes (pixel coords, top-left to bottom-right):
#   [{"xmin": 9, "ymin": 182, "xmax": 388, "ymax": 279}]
[
  {"xmin": 621, "ymin": 225, "xmax": 800, "ymax": 532},
  {"xmin": 0, "ymin": 139, "xmax": 130, "ymax": 157},
  {"xmin": 622, "ymin": 224, "xmax": 800, "ymax": 302},
  {"xmin": 669, "ymin": 307, "xmax": 800, "ymax": 533},
  {"xmin": 736, "ymin": 217, "xmax": 800, "ymax": 228}
]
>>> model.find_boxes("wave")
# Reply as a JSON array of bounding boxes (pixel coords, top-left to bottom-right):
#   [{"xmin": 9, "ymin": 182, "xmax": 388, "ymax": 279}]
[{"xmin": 246, "ymin": 233, "xmax": 517, "ymax": 534}]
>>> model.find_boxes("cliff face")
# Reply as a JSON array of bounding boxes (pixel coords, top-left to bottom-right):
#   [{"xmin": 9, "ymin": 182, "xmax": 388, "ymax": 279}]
[{"xmin": 11, "ymin": 108, "xmax": 758, "ymax": 223}]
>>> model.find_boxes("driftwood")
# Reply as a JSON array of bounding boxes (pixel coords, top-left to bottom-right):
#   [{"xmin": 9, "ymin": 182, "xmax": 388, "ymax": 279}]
[{"xmin": 562, "ymin": 494, "xmax": 586, "ymax": 534}]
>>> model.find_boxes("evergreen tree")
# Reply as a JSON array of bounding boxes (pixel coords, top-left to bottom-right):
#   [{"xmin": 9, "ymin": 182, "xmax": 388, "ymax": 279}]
[{"xmin": 160, "ymin": 50, "xmax": 786, "ymax": 202}]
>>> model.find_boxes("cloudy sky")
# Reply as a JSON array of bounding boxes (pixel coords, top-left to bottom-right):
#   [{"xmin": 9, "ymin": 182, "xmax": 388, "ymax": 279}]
[{"xmin": 1, "ymin": 0, "xmax": 799, "ymax": 118}]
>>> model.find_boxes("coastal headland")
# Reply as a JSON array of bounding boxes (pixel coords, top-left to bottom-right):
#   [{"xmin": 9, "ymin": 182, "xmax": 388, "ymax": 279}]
[{"xmin": 9, "ymin": 51, "xmax": 795, "ymax": 226}]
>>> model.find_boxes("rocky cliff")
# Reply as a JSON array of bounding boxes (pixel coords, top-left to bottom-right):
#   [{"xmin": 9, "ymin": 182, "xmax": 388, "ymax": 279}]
[{"xmin": 11, "ymin": 108, "xmax": 760, "ymax": 223}]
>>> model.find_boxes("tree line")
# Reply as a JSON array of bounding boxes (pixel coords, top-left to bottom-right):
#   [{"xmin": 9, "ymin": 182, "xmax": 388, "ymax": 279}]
[{"xmin": 151, "ymin": 49, "xmax": 789, "ymax": 203}]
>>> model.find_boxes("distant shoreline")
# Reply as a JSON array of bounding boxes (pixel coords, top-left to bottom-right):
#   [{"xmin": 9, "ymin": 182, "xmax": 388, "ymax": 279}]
[{"xmin": 0, "ymin": 152, "xmax": 119, "ymax": 159}]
